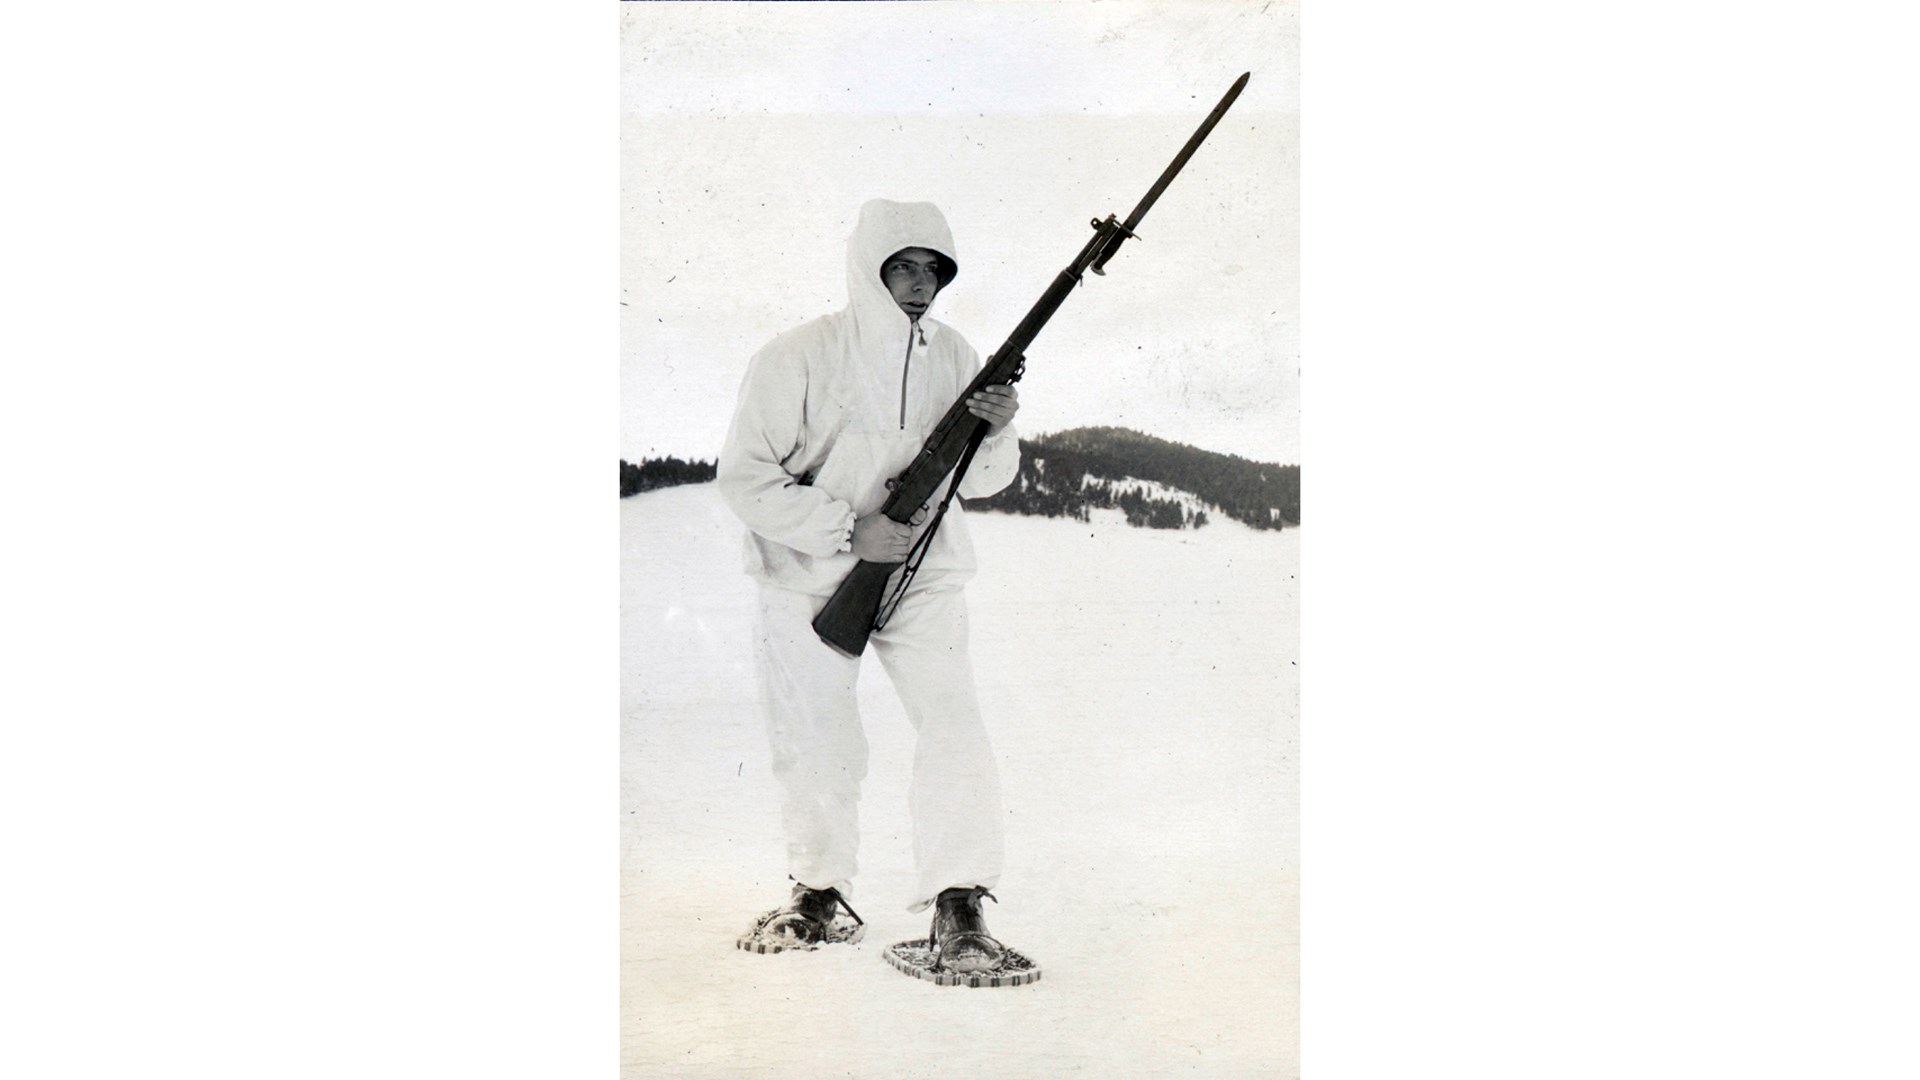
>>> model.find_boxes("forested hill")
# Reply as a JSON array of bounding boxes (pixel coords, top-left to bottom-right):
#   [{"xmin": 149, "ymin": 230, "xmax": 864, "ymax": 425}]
[
  {"xmin": 965, "ymin": 427, "xmax": 1300, "ymax": 531},
  {"xmin": 620, "ymin": 428, "xmax": 1299, "ymax": 532}
]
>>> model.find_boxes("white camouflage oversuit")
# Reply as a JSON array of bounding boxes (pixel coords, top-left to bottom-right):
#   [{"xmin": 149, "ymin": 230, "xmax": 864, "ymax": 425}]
[{"xmin": 717, "ymin": 199, "xmax": 1019, "ymax": 913}]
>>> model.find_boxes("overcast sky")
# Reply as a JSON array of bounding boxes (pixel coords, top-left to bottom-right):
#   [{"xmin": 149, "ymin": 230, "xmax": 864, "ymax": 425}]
[{"xmin": 621, "ymin": 1, "xmax": 1299, "ymax": 465}]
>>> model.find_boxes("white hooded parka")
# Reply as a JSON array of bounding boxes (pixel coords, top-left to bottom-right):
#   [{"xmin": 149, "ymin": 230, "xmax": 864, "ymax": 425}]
[{"xmin": 717, "ymin": 199, "xmax": 1020, "ymax": 595}]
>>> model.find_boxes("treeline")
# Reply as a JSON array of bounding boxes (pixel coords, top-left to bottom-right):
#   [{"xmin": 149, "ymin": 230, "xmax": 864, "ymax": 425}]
[
  {"xmin": 965, "ymin": 427, "xmax": 1299, "ymax": 530},
  {"xmin": 621, "ymin": 456, "xmax": 716, "ymax": 497}
]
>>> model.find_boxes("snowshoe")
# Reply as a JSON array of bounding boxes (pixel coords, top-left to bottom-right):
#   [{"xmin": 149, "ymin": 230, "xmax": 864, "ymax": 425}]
[
  {"xmin": 735, "ymin": 881, "xmax": 865, "ymax": 954},
  {"xmin": 883, "ymin": 886, "xmax": 1043, "ymax": 987}
]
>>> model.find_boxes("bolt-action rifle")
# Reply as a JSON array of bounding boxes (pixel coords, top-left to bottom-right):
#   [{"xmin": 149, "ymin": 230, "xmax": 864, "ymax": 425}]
[{"xmin": 811, "ymin": 72, "xmax": 1251, "ymax": 657}]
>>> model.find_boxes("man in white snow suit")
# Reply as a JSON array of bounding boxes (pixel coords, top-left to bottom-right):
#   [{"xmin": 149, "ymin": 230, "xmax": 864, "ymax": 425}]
[{"xmin": 717, "ymin": 199, "xmax": 1020, "ymax": 971}]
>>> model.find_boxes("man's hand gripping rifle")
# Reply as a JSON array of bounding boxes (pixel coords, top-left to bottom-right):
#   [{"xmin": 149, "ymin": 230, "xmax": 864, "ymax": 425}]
[{"xmin": 811, "ymin": 72, "xmax": 1251, "ymax": 657}]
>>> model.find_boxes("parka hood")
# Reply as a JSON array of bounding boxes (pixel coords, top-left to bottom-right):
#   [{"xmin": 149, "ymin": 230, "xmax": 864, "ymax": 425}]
[{"xmin": 845, "ymin": 199, "xmax": 959, "ymax": 338}]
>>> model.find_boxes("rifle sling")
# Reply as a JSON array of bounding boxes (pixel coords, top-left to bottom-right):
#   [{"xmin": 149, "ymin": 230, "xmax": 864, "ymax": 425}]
[{"xmin": 872, "ymin": 422, "xmax": 991, "ymax": 632}]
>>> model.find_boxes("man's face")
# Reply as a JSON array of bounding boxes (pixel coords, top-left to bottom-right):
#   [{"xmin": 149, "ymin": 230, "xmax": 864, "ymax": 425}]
[{"xmin": 881, "ymin": 248, "xmax": 944, "ymax": 317}]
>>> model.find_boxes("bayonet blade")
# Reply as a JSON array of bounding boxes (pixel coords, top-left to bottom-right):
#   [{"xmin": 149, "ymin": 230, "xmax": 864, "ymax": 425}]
[{"xmin": 1122, "ymin": 71, "xmax": 1251, "ymax": 233}]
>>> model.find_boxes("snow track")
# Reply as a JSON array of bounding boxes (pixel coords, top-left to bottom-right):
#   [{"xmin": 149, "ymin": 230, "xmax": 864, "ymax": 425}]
[{"xmin": 622, "ymin": 484, "xmax": 1298, "ymax": 1078}]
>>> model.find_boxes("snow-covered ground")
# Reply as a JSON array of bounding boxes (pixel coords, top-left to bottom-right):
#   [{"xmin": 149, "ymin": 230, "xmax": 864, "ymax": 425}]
[{"xmin": 622, "ymin": 484, "xmax": 1298, "ymax": 1079}]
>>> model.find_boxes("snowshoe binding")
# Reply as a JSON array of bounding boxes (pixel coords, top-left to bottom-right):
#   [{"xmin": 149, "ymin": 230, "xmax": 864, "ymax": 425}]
[
  {"xmin": 883, "ymin": 886, "xmax": 1042, "ymax": 987},
  {"xmin": 736, "ymin": 881, "xmax": 865, "ymax": 954}
]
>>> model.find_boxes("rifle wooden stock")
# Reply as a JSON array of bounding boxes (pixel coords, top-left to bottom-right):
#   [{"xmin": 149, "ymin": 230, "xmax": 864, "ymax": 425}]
[
  {"xmin": 808, "ymin": 73, "xmax": 1250, "ymax": 656},
  {"xmin": 812, "ymin": 559, "xmax": 900, "ymax": 657}
]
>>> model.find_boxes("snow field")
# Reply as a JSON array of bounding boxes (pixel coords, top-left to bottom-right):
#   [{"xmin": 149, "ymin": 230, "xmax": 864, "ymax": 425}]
[{"xmin": 623, "ymin": 484, "xmax": 1298, "ymax": 1079}]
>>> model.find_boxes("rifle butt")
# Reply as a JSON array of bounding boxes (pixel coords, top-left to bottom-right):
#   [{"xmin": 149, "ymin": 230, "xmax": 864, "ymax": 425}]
[{"xmin": 811, "ymin": 559, "xmax": 898, "ymax": 657}]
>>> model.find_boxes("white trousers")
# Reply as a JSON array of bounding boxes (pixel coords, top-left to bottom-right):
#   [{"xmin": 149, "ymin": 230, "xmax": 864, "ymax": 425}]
[{"xmin": 754, "ymin": 582, "xmax": 1004, "ymax": 912}]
